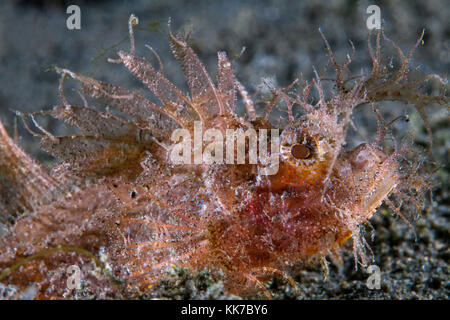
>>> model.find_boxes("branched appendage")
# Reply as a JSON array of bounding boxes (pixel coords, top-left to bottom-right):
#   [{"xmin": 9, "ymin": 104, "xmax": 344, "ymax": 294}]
[
  {"xmin": 0, "ymin": 121, "xmax": 61, "ymax": 224},
  {"xmin": 386, "ymin": 142, "xmax": 436, "ymax": 231},
  {"xmin": 361, "ymin": 30, "xmax": 448, "ymax": 153}
]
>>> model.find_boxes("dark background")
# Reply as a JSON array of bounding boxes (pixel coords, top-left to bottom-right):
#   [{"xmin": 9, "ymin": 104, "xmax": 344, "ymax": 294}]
[{"xmin": 0, "ymin": 0, "xmax": 448, "ymax": 299}]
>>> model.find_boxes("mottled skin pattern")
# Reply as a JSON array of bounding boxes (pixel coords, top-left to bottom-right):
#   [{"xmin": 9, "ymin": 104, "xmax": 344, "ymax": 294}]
[{"xmin": 0, "ymin": 17, "xmax": 446, "ymax": 299}]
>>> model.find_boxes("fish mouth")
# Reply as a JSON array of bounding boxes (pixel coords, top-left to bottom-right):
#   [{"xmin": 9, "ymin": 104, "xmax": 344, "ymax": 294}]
[{"xmin": 361, "ymin": 167, "xmax": 399, "ymax": 220}]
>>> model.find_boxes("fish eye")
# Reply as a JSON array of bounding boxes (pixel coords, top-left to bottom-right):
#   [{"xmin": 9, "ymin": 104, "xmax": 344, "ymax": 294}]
[{"xmin": 291, "ymin": 144, "xmax": 311, "ymax": 159}]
